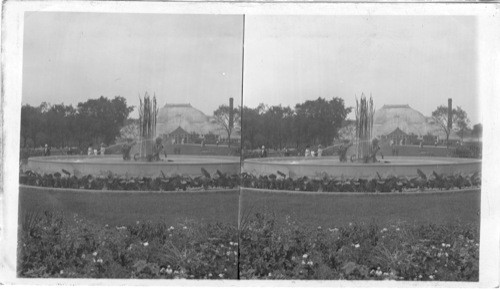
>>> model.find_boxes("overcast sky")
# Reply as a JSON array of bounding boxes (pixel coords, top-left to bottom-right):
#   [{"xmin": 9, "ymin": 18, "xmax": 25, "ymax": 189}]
[
  {"xmin": 23, "ymin": 13, "xmax": 479, "ymax": 123},
  {"xmin": 22, "ymin": 13, "xmax": 244, "ymax": 118},
  {"xmin": 244, "ymin": 15, "xmax": 478, "ymax": 123}
]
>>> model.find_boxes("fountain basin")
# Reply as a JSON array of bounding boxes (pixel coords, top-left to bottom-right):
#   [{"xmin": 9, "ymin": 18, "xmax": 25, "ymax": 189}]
[
  {"xmin": 243, "ymin": 156, "xmax": 481, "ymax": 179},
  {"xmin": 27, "ymin": 155, "xmax": 240, "ymax": 177}
]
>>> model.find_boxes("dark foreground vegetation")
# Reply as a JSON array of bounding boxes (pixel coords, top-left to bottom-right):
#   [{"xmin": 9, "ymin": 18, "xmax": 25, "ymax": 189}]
[
  {"xmin": 18, "ymin": 211, "xmax": 479, "ymax": 281},
  {"xmin": 20, "ymin": 168, "xmax": 480, "ymax": 193}
]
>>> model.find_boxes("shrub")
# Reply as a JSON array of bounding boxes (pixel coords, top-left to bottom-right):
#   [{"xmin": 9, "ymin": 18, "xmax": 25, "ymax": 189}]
[
  {"xmin": 18, "ymin": 211, "xmax": 238, "ymax": 279},
  {"xmin": 238, "ymin": 212, "xmax": 479, "ymax": 281}
]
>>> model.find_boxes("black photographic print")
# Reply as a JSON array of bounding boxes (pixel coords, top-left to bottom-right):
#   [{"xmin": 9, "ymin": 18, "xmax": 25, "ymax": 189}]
[{"xmin": 1, "ymin": 1, "xmax": 499, "ymax": 287}]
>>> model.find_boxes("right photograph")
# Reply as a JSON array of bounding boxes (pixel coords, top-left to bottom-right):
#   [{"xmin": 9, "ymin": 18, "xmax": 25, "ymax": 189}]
[{"xmin": 238, "ymin": 16, "xmax": 481, "ymax": 281}]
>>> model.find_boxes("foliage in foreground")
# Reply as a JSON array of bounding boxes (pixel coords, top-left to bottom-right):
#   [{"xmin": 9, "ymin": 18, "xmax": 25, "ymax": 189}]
[
  {"xmin": 239, "ymin": 213, "xmax": 479, "ymax": 281},
  {"xmin": 19, "ymin": 211, "xmax": 238, "ymax": 279},
  {"xmin": 240, "ymin": 170, "xmax": 481, "ymax": 193},
  {"xmin": 20, "ymin": 168, "xmax": 480, "ymax": 193},
  {"xmin": 19, "ymin": 169, "xmax": 240, "ymax": 191},
  {"xmin": 19, "ymin": 211, "xmax": 479, "ymax": 281}
]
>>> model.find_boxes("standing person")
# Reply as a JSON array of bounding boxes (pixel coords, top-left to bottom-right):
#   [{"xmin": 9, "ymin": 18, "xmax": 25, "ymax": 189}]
[
  {"xmin": 390, "ymin": 139, "xmax": 395, "ymax": 156},
  {"xmin": 100, "ymin": 143, "xmax": 106, "ymax": 155},
  {"xmin": 317, "ymin": 145, "xmax": 323, "ymax": 157},
  {"xmin": 87, "ymin": 145, "xmax": 93, "ymax": 156},
  {"xmin": 260, "ymin": 145, "xmax": 267, "ymax": 158},
  {"xmin": 305, "ymin": 146, "xmax": 311, "ymax": 157},
  {"xmin": 43, "ymin": 144, "xmax": 51, "ymax": 156}
]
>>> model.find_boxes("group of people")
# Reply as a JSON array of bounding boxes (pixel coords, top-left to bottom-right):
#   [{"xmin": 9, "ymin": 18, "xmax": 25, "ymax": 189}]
[
  {"xmin": 88, "ymin": 143, "xmax": 106, "ymax": 156},
  {"xmin": 304, "ymin": 145, "xmax": 323, "ymax": 157}
]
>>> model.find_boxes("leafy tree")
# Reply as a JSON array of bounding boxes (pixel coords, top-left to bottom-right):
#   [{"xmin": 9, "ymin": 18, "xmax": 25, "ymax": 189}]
[
  {"xmin": 454, "ymin": 107, "xmax": 470, "ymax": 141},
  {"xmin": 76, "ymin": 96, "xmax": 134, "ymax": 145},
  {"xmin": 471, "ymin": 123, "xmax": 482, "ymax": 141},
  {"xmin": 294, "ymin": 97, "xmax": 351, "ymax": 147},
  {"xmin": 432, "ymin": 105, "xmax": 470, "ymax": 147},
  {"xmin": 213, "ymin": 104, "xmax": 241, "ymax": 148}
]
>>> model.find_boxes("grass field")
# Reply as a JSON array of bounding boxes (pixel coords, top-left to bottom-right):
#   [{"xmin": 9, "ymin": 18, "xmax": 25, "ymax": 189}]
[
  {"xmin": 18, "ymin": 186, "xmax": 239, "ymax": 227},
  {"xmin": 240, "ymin": 188, "xmax": 481, "ymax": 228}
]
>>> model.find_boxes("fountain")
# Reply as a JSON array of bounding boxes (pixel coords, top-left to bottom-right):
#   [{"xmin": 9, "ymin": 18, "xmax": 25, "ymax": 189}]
[
  {"xmin": 27, "ymin": 95, "xmax": 240, "ymax": 177},
  {"xmin": 243, "ymin": 95, "xmax": 481, "ymax": 179}
]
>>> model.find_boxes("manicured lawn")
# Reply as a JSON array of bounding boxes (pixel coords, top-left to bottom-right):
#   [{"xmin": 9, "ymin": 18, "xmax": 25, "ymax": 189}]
[
  {"xmin": 240, "ymin": 188, "xmax": 481, "ymax": 227},
  {"xmin": 19, "ymin": 186, "xmax": 239, "ymax": 226}
]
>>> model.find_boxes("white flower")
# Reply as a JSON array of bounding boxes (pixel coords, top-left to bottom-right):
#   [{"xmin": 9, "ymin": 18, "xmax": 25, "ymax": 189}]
[
  {"xmin": 429, "ymin": 275, "xmax": 434, "ymax": 280},
  {"xmin": 169, "ymin": 226, "xmax": 174, "ymax": 231},
  {"xmin": 183, "ymin": 226, "xmax": 187, "ymax": 230},
  {"xmin": 301, "ymin": 260, "xmax": 306, "ymax": 265},
  {"xmin": 208, "ymin": 273, "xmax": 212, "ymax": 277},
  {"xmin": 354, "ymin": 244, "xmax": 360, "ymax": 248},
  {"xmin": 268, "ymin": 273, "xmax": 272, "ymax": 277},
  {"xmin": 166, "ymin": 268, "xmax": 173, "ymax": 274},
  {"xmin": 60, "ymin": 270, "xmax": 64, "ymax": 275},
  {"xmin": 143, "ymin": 242, "xmax": 149, "ymax": 247},
  {"xmin": 92, "ymin": 251, "xmax": 98, "ymax": 256},
  {"xmin": 317, "ymin": 226, "xmax": 322, "ymax": 229},
  {"xmin": 81, "ymin": 254, "xmax": 86, "ymax": 258},
  {"xmin": 419, "ymin": 274, "xmax": 423, "ymax": 279},
  {"xmin": 396, "ymin": 228, "xmax": 400, "ymax": 231},
  {"xmin": 229, "ymin": 242, "xmax": 234, "ymax": 246},
  {"xmin": 136, "ymin": 221, "xmax": 140, "ymax": 224},
  {"xmin": 219, "ymin": 273, "xmax": 224, "ymax": 278},
  {"xmin": 307, "ymin": 261, "xmax": 313, "ymax": 266},
  {"xmin": 442, "ymin": 243, "xmax": 446, "ymax": 247},
  {"xmin": 302, "ymin": 254, "xmax": 308, "ymax": 259},
  {"xmin": 97, "ymin": 258, "xmax": 103, "ymax": 263},
  {"xmin": 226, "ymin": 251, "xmax": 231, "ymax": 256},
  {"xmin": 376, "ymin": 270, "xmax": 382, "ymax": 277},
  {"xmin": 381, "ymin": 228, "xmax": 388, "ymax": 232}
]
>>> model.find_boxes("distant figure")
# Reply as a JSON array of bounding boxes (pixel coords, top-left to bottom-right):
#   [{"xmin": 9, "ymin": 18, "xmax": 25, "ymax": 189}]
[
  {"xmin": 400, "ymin": 139, "xmax": 403, "ymax": 146},
  {"xmin": 369, "ymin": 138, "xmax": 382, "ymax": 163},
  {"xmin": 153, "ymin": 137, "xmax": 164, "ymax": 161},
  {"xmin": 390, "ymin": 139, "xmax": 395, "ymax": 156},
  {"xmin": 260, "ymin": 145, "xmax": 267, "ymax": 158},
  {"xmin": 304, "ymin": 146, "xmax": 311, "ymax": 157},
  {"xmin": 284, "ymin": 147, "xmax": 290, "ymax": 157},
  {"xmin": 94, "ymin": 149, "xmax": 98, "ymax": 155},
  {"xmin": 87, "ymin": 146, "xmax": 93, "ymax": 156},
  {"xmin": 100, "ymin": 143, "xmax": 106, "ymax": 155},
  {"xmin": 317, "ymin": 145, "xmax": 323, "ymax": 157},
  {"xmin": 216, "ymin": 140, "xmax": 219, "ymax": 147},
  {"xmin": 420, "ymin": 141, "xmax": 424, "ymax": 148},
  {"xmin": 43, "ymin": 144, "xmax": 51, "ymax": 156},
  {"xmin": 434, "ymin": 140, "xmax": 438, "ymax": 147},
  {"xmin": 121, "ymin": 141, "xmax": 134, "ymax": 161},
  {"xmin": 339, "ymin": 141, "xmax": 352, "ymax": 162}
]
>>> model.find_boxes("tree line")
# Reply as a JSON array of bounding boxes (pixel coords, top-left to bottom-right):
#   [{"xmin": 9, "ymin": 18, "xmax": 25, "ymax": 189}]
[
  {"xmin": 21, "ymin": 96, "xmax": 133, "ymax": 149},
  {"xmin": 241, "ymin": 97, "xmax": 351, "ymax": 150}
]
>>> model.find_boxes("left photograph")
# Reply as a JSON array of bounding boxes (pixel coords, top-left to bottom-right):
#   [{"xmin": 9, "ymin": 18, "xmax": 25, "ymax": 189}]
[{"xmin": 18, "ymin": 12, "xmax": 243, "ymax": 279}]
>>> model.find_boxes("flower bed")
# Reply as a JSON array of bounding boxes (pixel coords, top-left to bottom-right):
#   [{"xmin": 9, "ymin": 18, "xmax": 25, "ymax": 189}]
[
  {"xmin": 240, "ymin": 170, "xmax": 481, "ymax": 193},
  {"xmin": 18, "ymin": 211, "xmax": 238, "ymax": 279},
  {"xmin": 18, "ymin": 211, "xmax": 479, "ymax": 281},
  {"xmin": 19, "ymin": 169, "xmax": 240, "ymax": 191},
  {"xmin": 239, "ymin": 213, "xmax": 479, "ymax": 281},
  {"xmin": 19, "ymin": 169, "xmax": 480, "ymax": 193}
]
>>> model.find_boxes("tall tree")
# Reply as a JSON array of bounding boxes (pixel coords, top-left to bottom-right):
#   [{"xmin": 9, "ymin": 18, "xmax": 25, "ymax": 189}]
[
  {"xmin": 454, "ymin": 107, "xmax": 470, "ymax": 141},
  {"xmin": 294, "ymin": 97, "xmax": 351, "ymax": 147},
  {"xmin": 431, "ymin": 105, "xmax": 470, "ymax": 147},
  {"xmin": 471, "ymin": 123, "xmax": 482, "ymax": 142},
  {"xmin": 77, "ymin": 96, "xmax": 133, "ymax": 145},
  {"xmin": 213, "ymin": 104, "xmax": 241, "ymax": 148}
]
